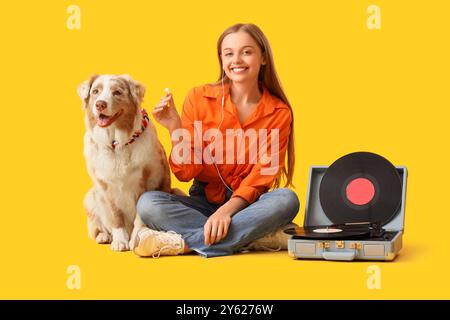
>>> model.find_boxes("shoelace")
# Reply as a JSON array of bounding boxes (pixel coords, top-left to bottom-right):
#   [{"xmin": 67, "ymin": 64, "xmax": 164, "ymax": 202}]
[
  {"xmin": 152, "ymin": 231, "xmax": 183, "ymax": 258},
  {"xmin": 242, "ymin": 230, "xmax": 286, "ymax": 252},
  {"xmin": 257, "ymin": 245, "xmax": 282, "ymax": 252}
]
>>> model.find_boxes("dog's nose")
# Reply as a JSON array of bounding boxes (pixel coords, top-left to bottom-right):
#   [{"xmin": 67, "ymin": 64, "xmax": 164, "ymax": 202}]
[{"xmin": 95, "ymin": 100, "xmax": 107, "ymax": 111}]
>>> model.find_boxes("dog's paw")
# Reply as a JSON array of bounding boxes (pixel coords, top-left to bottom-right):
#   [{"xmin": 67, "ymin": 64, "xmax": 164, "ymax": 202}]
[
  {"xmin": 111, "ymin": 239, "xmax": 130, "ymax": 252},
  {"xmin": 96, "ymin": 232, "xmax": 112, "ymax": 244},
  {"xmin": 129, "ymin": 233, "xmax": 137, "ymax": 250}
]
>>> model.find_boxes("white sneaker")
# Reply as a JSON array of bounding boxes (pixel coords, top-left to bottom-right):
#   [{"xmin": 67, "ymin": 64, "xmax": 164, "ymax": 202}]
[
  {"xmin": 242, "ymin": 223, "xmax": 298, "ymax": 252},
  {"xmin": 132, "ymin": 227, "xmax": 185, "ymax": 258}
]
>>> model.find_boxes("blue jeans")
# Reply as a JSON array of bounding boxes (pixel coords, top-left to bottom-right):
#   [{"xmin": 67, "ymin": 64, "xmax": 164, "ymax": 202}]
[{"xmin": 136, "ymin": 180, "xmax": 300, "ymax": 258}]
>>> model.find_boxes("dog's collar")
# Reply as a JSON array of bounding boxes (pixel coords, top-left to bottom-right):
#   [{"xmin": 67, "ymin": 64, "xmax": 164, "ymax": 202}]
[{"xmin": 111, "ymin": 109, "xmax": 149, "ymax": 150}]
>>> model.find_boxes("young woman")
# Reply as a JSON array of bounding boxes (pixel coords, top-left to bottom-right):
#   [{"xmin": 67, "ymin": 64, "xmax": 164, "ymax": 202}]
[{"xmin": 132, "ymin": 23, "xmax": 299, "ymax": 258}]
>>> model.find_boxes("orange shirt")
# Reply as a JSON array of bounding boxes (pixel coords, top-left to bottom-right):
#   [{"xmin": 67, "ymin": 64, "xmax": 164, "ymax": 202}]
[{"xmin": 169, "ymin": 83, "xmax": 292, "ymax": 205}]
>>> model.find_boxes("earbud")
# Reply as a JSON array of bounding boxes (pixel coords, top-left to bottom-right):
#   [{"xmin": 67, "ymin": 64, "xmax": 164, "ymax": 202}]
[{"xmin": 164, "ymin": 88, "xmax": 171, "ymax": 108}]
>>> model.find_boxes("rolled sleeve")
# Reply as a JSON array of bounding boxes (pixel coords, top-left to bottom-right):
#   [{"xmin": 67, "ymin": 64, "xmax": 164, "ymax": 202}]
[{"xmin": 231, "ymin": 185, "xmax": 262, "ymax": 205}]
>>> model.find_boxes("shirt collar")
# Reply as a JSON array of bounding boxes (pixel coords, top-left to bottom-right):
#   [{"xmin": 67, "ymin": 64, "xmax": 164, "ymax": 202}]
[
  {"xmin": 201, "ymin": 82, "xmax": 287, "ymax": 126},
  {"xmin": 202, "ymin": 82, "xmax": 227, "ymax": 98}
]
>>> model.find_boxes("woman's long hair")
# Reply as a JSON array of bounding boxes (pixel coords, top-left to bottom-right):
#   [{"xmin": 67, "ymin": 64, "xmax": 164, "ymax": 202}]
[{"xmin": 215, "ymin": 23, "xmax": 295, "ymax": 188}]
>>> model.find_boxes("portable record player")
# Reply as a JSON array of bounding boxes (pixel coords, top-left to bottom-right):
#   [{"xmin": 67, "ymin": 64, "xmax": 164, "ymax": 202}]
[{"xmin": 286, "ymin": 152, "xmax": 407, "ymax": 261}]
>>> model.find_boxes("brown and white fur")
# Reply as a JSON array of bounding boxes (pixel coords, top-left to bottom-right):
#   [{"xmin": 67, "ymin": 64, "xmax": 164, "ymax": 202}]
[{"xmin": 78, "ymin": 74, "xmax": 171, "ymax": 251}]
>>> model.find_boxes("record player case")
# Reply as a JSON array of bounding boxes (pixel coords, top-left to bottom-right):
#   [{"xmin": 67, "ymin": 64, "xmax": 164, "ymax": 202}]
[{"xmin": 287, "ymin": 166, "xmax": 407, "ymax": 261}]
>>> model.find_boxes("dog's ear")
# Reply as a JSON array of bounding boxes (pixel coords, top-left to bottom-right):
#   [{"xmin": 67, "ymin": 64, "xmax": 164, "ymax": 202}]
[
  {"xmin": 77, "ymin": 74, "xmax": 99, "ymax": 105},
  {"xmin": 120, "ymin": 74, "xmax": 145, "ymax": 107}
]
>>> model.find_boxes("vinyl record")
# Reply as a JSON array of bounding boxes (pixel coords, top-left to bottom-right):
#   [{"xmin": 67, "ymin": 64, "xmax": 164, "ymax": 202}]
[
  {"xmin": 284, "ymin": 225, "xmax": 372, "ymax": 240},
  {"xmin": 319, "ymin": 152, "xmax": 402, "ymax": 225}
]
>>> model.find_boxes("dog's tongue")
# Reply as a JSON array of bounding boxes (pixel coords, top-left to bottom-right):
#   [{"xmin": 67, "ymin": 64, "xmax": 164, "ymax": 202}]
[{"xmin": 97, "ymin": 115, "xmax": 110, "ymax": 127}]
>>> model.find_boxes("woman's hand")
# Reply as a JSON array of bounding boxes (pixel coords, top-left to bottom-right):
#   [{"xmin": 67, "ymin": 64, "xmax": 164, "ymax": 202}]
[
  {"xmin": 204, "ymin": 207, "xmax": 232, "ymax": 246},
  {"xmin": 203, "ymin": 197, "xmax": 249, "ymax": 246},
  {"xmin": 151, "ymin": 93, "xmax": 182, "ymax": 134}
]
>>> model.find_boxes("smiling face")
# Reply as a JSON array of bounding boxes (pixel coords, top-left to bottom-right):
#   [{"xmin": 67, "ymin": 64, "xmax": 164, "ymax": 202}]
[
  {"xmin": 220, "ymin": 31, "xmax": 266, "ymax": 84},
  {"xmin": 89, "ymin": 75, "xmax": 135, "ymax": 128},
  {"xmin": 78, "ymin": 74, "xmax": 145, "ymax": 133}
]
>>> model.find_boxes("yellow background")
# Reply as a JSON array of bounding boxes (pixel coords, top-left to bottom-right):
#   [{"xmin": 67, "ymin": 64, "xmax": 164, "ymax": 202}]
[{"xmin": 0, "ymin": 0, "xmax": 449, "ymax": 299}]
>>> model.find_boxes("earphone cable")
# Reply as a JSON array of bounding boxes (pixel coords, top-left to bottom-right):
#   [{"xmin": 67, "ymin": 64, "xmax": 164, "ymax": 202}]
[{"xmin": 204, "ymin": 71, "xmax": 234, "ymax": 194}]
